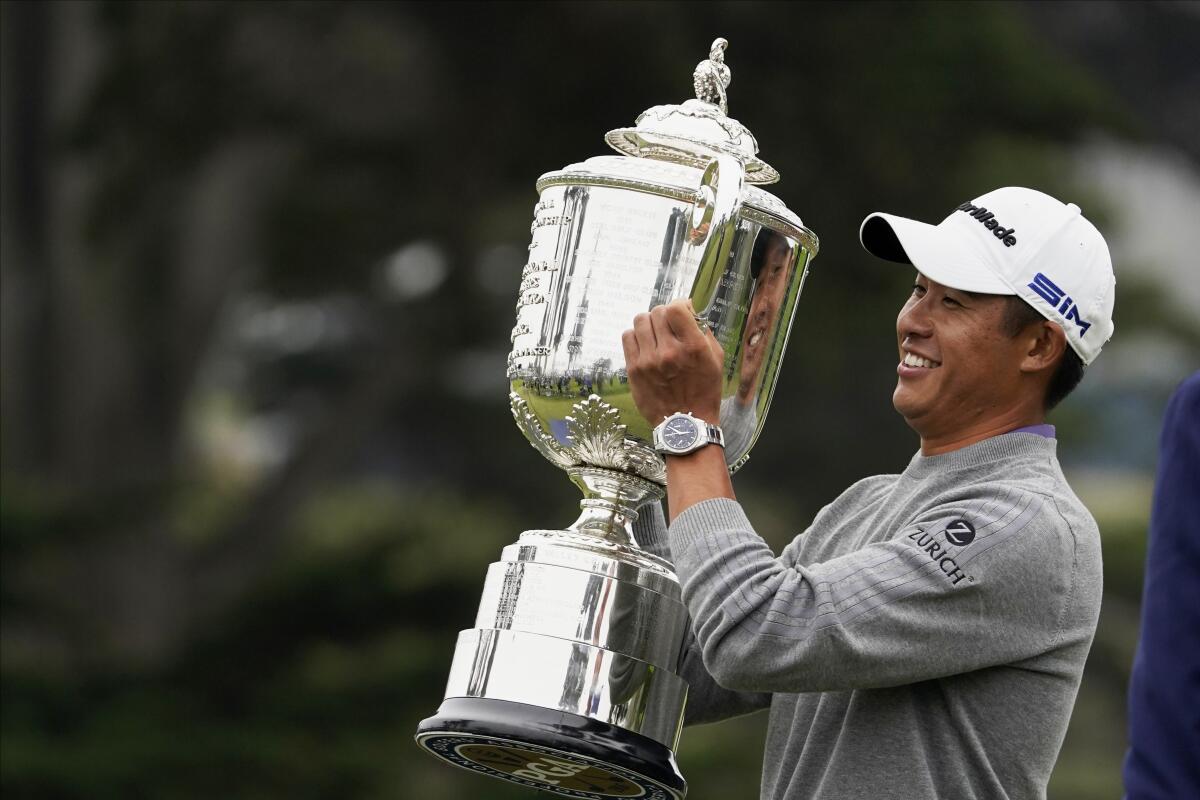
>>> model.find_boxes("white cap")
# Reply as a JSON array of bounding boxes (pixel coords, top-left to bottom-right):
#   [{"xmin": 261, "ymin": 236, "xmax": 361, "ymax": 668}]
[{"xmin": 859, "ymin": 186, "xmax": 1116, "ymax": 364}]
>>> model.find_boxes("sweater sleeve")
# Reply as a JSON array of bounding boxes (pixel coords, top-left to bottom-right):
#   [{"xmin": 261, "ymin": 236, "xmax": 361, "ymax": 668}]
[
  {"xmin": 632, "ymin": 501, "xmax": 772, "ymax": 724},
  {"xmin": 666, "ymin": 490, "xmax": 1082, "ymax": 693}
]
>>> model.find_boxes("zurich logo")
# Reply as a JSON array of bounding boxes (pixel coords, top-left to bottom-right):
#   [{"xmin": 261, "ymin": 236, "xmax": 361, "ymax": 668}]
[{"xmin": 944, "ymin": 519, "xmax": 976, "ymax": 547}]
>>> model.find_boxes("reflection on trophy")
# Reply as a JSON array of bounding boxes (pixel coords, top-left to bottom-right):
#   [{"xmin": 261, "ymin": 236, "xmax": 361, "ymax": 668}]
[{"xmin": 416, "ymin": 38, "xmax": 818, "ymax": 799}]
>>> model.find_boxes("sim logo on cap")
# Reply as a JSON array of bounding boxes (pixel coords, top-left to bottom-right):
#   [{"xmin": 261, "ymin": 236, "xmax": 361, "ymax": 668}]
[{"xmin": 1028, "ymin": 273, "xmax": 1091, "ymax": 337}]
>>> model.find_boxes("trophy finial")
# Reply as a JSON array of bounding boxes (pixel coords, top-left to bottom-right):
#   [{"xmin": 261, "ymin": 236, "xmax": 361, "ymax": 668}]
[
  {"xmin": 693, "ymin": 37, "xmax": 732, "ymax": 114},
  {"xmin": 606, "ymin": 34, "xmax": 781, "ymax": 184}
]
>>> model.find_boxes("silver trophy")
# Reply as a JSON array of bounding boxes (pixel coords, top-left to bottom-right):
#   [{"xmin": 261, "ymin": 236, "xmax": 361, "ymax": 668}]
[{"xmin": 416, "ymin": 38, "xmax": 818, "ymax": 799}]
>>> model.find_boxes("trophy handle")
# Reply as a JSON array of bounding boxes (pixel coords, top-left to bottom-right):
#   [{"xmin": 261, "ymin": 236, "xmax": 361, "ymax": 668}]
[{"xmin": 686, "ymin": 153, "xmax": 745, "ymax": 314}]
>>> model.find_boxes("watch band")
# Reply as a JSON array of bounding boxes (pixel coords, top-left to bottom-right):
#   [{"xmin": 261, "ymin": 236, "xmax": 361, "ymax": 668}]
[{"xmin": 700, "ymin": 421, "xmax": 725, "ymax": 448}]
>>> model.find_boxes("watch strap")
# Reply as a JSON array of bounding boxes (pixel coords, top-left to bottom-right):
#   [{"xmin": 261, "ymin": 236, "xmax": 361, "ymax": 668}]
[{"xmin": 701, "ymin": 420, "xmax": 724, "ymax": 448}]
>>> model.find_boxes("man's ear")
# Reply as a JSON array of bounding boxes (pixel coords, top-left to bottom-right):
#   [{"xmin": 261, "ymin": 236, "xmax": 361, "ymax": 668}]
[{"xmin": 1020, "ymin": 321, "xmax": 1068, "ymax": 375}]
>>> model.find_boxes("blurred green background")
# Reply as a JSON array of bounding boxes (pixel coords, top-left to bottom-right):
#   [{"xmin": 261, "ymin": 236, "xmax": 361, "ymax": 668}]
[{"xmin": 2, "ymin": 2, "xmax": 1197, "ymax": 798}]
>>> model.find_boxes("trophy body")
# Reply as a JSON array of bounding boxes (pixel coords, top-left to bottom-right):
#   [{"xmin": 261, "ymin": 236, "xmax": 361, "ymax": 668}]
[{"xmin": 416, "ymin": 39, "xmax": 818, "ymax": 799}]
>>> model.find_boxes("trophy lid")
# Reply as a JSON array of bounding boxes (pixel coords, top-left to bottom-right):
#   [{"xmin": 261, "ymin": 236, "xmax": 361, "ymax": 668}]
[{"xmin": 604, "ymin": 38, "xmax": 780, "ymax": 185}]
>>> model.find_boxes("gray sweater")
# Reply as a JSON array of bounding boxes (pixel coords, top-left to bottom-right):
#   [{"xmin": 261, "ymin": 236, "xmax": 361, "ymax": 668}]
[{"xmin": 633, "ymin": 433, "xmax": 1102, "ymax": 800}]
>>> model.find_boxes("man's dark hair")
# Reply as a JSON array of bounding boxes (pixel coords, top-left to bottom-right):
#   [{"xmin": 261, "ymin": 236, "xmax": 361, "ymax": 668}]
[{"xmin": 1001, "ymin": 297, "xmax": 1085, "ymax": 411}]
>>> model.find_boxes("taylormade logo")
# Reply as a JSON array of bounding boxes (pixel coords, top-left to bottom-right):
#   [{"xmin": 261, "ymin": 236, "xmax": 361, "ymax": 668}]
[{"xmin": 956, "ymin": 202, "xmax": 1018, "ymax": 247}]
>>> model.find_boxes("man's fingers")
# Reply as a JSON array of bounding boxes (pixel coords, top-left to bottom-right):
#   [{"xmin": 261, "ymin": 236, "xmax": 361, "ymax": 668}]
[
  {"xmin": 706, "ymin": 326, "xmax": 726, "ymax": 364},
  {"xmin": 648, "ymin": 305, "xmax": 677, "ymax": 351},
  {"xmin": 632, "ymin": 312, "xmax": 657, "ymax": 354},
  {"xmin": 661, "ymin": 300, "xmax": 706, "ymax": 345},
  {"xmin": 621, "ymin": 328, "xmax": 639, "ymax": 364},
  {"xmin": 633, "ymin": 301, "xmax": 723, "ymax": 377}
]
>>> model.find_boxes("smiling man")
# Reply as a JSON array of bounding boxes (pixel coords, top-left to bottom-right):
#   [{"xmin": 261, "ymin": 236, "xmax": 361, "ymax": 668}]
[{"xmin": 622, "ymin": 187, "xmax": 1115, "ymax": 800}]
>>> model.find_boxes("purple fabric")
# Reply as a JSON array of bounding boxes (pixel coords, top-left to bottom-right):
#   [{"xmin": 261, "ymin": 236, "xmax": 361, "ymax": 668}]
[{"xmin": 1008, "ymin": 423, "xmax": 1056, "ymax": 439}]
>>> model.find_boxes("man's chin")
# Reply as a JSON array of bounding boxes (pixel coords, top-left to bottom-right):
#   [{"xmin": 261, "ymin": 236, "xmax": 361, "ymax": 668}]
[{"xmin": 892, "ymin": 386, "xmax": 928, "ymax": 427}]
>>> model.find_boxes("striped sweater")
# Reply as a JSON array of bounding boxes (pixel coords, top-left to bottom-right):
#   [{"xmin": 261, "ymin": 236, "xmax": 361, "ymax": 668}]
[{"xmin": 633, "ymin": 433, "xmax": 1102, "ymax": 800}]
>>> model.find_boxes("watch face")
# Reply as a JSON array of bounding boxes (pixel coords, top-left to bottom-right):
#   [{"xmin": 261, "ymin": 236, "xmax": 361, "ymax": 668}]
[{"xmin": 663, "ymin": 416, "xmax": 699, "ymax": 450}]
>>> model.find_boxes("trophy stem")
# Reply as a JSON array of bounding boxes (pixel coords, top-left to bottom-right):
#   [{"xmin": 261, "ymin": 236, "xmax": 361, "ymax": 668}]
[{"xmin": 565, "ymin": 466, "xmax": 665, "ymax": 547}]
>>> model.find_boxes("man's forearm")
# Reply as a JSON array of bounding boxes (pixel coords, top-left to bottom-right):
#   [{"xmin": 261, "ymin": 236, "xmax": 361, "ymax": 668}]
[{"xmin": 665, "ymin": 444, "xmax": 735, "ymax": 522}]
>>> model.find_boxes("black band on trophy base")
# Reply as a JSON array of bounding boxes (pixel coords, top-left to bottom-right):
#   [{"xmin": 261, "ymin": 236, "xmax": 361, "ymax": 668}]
[{"xmin": 415, "ymin": 697, "xmax": 686, "ymax": 799}]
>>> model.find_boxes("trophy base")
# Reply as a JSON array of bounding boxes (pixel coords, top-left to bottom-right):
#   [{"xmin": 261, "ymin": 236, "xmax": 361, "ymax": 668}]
[{"xmin": 415, "ymin": 697, "xmax": 687, "ymax": 800}]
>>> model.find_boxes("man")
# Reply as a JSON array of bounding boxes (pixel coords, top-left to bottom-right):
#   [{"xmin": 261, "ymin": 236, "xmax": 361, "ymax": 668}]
[
  {"xmin": 622, "ymin": 187, "xmax": 1115, "ymax": 799},
  {"xmin": 1123, "ymin": 371, "xmax": 1200, "ymax": 799}
]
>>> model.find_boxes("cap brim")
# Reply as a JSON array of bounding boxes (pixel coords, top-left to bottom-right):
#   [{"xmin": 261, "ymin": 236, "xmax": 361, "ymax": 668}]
[{"xmin": 859, "ymin": 213, "xmax": 1013, "ymax": 295}]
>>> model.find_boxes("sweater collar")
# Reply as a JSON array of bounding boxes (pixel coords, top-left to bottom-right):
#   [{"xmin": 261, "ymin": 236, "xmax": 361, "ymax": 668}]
[{"xmin": 904, "ymin": 432, "xmax": 1057, "ymax": 478}]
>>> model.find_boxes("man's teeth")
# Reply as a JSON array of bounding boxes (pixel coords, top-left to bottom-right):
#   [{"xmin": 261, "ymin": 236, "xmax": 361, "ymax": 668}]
[
  {"xmin": 903, "ymin": 352, "xmax": 939, "ymax": 368},
  {"xmin": 749, "ymin": 331, "xmax": 763, "ymax": 347}
]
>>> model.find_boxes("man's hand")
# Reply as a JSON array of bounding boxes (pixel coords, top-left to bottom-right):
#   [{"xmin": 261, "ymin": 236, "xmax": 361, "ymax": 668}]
[
  {"xmin": 623, "ymin": 299, "xmax": 733, "ymax": 521},
  {"xmin": 622, "ymin": 299, "xmax": 725, "ymax": 426}
]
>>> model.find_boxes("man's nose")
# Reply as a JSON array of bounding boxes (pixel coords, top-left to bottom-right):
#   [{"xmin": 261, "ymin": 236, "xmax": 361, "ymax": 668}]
[{"xmin": 898, "ymin": 296, "xmax": 934, "ymax": 340}]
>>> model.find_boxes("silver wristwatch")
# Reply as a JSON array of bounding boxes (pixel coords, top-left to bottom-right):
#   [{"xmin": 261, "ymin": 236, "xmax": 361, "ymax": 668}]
[{"xmin": 652, "ymin": 412, "xmax": 725, "ymax": 456}]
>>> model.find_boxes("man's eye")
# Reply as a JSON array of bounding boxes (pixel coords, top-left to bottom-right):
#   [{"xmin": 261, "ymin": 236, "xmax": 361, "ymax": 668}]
[
  {"xmin": 911, "ymin": 284, "xmax": 925, "ymax": 295},
  {"xmin": 943, "ymin": 296, "xmax": 962, "ymax": 308}
]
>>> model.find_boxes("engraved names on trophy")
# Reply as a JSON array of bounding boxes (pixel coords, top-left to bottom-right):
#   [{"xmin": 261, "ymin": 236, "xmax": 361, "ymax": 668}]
[
  {"xmin": 570, "ymin": 192, "xmax": 690, "ymax": 366},
  {"xmin": 531, "ymin": 216, "xmax": 572, "ymax": 233},
  {"xmin": 510, "ymin": 346, "xmax": 551, "ymax": 359},
  {"xmin": 478, "ymin": 564, "xmax": 562, "ymax": 633},
  {"xmin": 706, "ymin": 232, "xmax": 754, "ymax": 350},
  {"xmin": 530, "ymin": 198, "xmax": 572, "ymax": 234},
  {"xmin": 515, "ymin": 292, "xmax": 546, "ymax": 311},
  {"xmin": 522, "ymin": 260, "xmax": 556, "ymax": 278},
  {"xmin": 508, "ymin": 187, "xmax": 710, "ymax": 390},
  {"xmin": 509, "ymin": 196, "xmax": 563, "ymax": 379}
]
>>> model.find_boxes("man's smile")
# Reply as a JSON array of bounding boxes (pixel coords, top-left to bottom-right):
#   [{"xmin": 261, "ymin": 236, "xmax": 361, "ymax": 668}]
[{"xmin": 898, "ymin": 348, "xmax": 941, "ymax": 376}]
